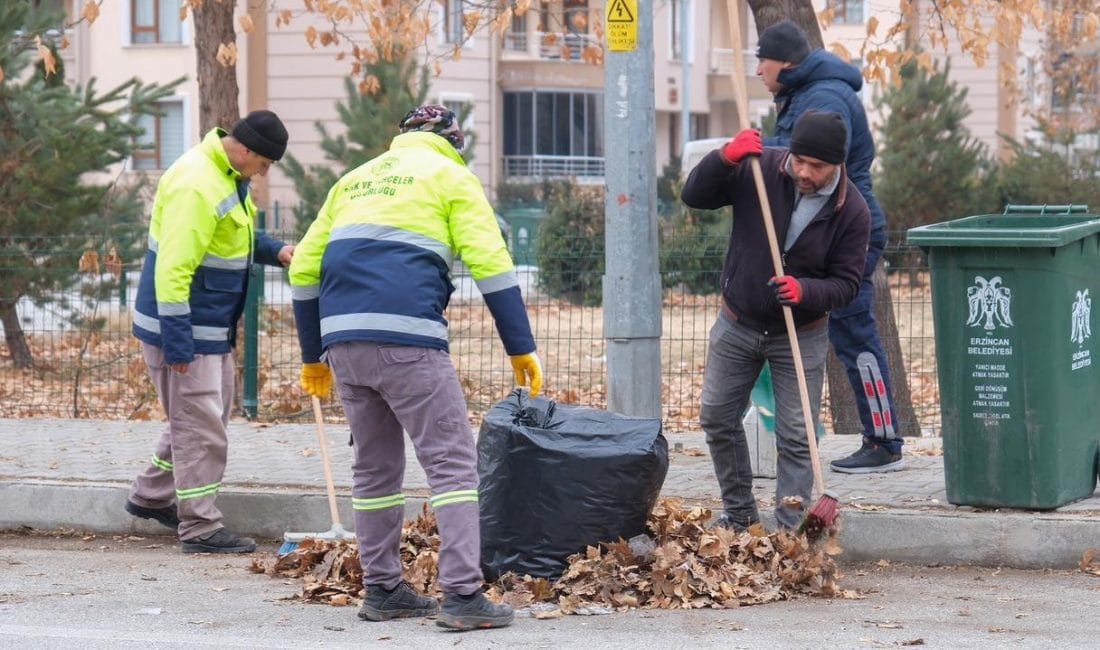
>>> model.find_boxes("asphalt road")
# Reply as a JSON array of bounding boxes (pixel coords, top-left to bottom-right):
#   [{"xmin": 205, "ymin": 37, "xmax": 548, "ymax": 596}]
[{"xmin": 1, "ymin": 531, "xmax": 1098, "ymax": 649}]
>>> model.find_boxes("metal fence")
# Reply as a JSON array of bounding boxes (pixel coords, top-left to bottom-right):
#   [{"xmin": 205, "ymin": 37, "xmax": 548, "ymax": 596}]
[{"xmin": 0, "ymin": 232, "xmax": 937, "ymax": 435}]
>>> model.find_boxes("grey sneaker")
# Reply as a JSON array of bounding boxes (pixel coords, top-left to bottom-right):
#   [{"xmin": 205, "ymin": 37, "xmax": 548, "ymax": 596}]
[
  {"xmin": 124, "ymin": 500, "xmax": 179, "ymax": 530},
  {"xmin": 179, "ymin": 528, "xmax": 256, "ymax": 554},
  {"xmin": 830, "ymin": 440, "xmax": 905, "ymax": 474},
  {"xmin": 437, "ymin": 591, "xmax": 513, "ymax": 631},
  {"xmin": 358, "ymin": 581, "xmax": 439, "ymax": 621}
]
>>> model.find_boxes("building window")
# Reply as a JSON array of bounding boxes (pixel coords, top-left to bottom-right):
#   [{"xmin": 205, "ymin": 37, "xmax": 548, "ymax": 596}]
[
  {"xmin": 564, "ymin": 0, "xmax": 589, "ymax": 34},
  {"xmin": 829, "ymin": 0, "xmax": 864, "ymax": 24},
  {"xmin": 442, "ymin": 0, "xmax": 464, "ymax": 44},
  {"xmin": 691, "ymin": 112, "xmax": 709, "ymax": 140},
  {"xmin": 131, "ymin": 0, "xmax": 183, "ymax": 44},
  {"xmin": 505, "ymin": 12, "xmax": 528, "ymax": 51},
  {"xmin": 503, "ymin": 91, "xmax": 603, "ymax": 158},
  {"xmin": 664, "ymin": 0, "xmax": 682, "ymax": 60},
  {"xmin": 132, "ymin": 100, "xmax": 185, "ymax": 171}
]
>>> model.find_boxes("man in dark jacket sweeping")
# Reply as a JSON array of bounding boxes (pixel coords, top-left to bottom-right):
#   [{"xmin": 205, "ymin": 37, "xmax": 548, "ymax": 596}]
[
  {"xmin": 756, "ymin": 20, "xmax": 905, "ymax": 472},
  {"xmin": 681, "ymin": 110, "xmax": 870, "ymax": 530}
]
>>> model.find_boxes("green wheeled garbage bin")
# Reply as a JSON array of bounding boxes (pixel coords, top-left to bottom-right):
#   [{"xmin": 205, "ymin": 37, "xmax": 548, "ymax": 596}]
[{"xmin": 907, "ymin": 205, "xmax": 1100, "ymax": 509}]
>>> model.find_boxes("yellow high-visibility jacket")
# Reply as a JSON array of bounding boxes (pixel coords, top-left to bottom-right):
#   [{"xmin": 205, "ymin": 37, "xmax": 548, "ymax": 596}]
[
  {"xmin": 289, "ymin": 131, "xmax": 534, "ymax": 363},
  {"xmin": 133, "ymin": 129, "xmax": 286, "ymax": 364}
]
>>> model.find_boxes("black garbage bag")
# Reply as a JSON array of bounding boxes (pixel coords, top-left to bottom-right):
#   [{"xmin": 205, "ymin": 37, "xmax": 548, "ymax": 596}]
[{"xmin": 477, "ymin": 390, "xmax": 668, "ymax": 579}]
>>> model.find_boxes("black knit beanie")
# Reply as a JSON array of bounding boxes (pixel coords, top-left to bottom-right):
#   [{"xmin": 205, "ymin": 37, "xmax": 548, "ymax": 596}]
[
  {"xmin": 231, "ymin": 110, "xmax": 288, "ymax": 161},
  {"xmin": 756, "ymin": 20, "xmax": 810, "ymax": 63},
  {"xmin": 789, "ymin": 110, "xmax": 847, "ymax": 165}
]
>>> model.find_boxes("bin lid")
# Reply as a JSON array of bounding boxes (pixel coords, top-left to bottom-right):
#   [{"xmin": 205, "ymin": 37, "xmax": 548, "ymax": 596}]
[
  {"xmin": 500, "ymin": 206, "xmax": 545, "ymax": 220},
  {"xmin": 907, "ymin": 213, "xmax": 1100, "ymax": 247}
]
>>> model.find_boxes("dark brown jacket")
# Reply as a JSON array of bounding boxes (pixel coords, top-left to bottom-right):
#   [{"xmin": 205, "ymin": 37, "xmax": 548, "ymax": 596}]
[{"xmin": 681, "ymin": 147, "xmax": 870, "ymax": 333}]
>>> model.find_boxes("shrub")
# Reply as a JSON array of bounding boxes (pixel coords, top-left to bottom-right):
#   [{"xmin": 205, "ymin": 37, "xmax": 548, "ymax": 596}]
[{"xmin": 535, "ymin": 182, "xmax": 605, "ymax": 306}]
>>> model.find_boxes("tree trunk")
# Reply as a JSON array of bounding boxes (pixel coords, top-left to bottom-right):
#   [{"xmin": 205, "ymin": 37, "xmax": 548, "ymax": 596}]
[
  {"xmin": 748, "ymin": 0, "xmax": 822, "ymax": 44},
  {"xmin": 826, "ymin": 261, "xmax": 918, "ymax": 436},
  {"xmin": 0, "ymin": 301, "xmax": 34, "ymax": 369},
  {"xmin": 193, "ymin": 0, "xmax": 241, "ymax": 133}
]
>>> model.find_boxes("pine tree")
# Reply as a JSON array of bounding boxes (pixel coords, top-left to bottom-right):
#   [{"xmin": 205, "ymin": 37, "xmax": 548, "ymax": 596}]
[
  {"xmin": 282, "ymin": 56, "xmax": 479, "ymax": 237},
  {"xmin": 0, "ymin": 2, "xmax": 182, "ymax": 368},
  {"xmin": 873, "ymin": 56, "xmax": 996, "ymax": 283}
]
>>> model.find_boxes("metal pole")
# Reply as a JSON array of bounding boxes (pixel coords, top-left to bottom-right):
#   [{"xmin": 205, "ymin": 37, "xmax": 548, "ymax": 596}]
[
  {"xmin": 603, "ymin": 0, "xmax": 662, "ymax": 418},
  {"xmin": 680, "ymin": 0, "xmax": 691, "ymax": 154}
]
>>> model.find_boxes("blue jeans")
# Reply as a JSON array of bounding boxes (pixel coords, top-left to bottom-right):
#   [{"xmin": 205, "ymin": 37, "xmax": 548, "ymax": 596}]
[
  {"xmin": 828, "ymin": 240, "xmax": 903, "ymax": 453},
  {"xmin": 700, "ymin": 312, "xmax": 829, "ymax": 530}
]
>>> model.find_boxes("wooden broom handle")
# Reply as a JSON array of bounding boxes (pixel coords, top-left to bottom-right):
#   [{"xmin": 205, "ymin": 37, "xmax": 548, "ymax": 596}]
[
  {"xmin": 312, "ymin": 395, "xmax": 342, "ymax": 526},
  {"xmin": 724, "ymin": 2, "xmax": 825, "ymax": 497}
]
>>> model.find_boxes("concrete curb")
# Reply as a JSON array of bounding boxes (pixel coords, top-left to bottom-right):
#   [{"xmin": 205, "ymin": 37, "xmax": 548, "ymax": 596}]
[
  {"xmin": 4, "ymin": 479, "xmax": 1098, "ymax": 570},
  {"xmin": 836, "ymin": 508, "xmax": 1100, "ymax": 569}
]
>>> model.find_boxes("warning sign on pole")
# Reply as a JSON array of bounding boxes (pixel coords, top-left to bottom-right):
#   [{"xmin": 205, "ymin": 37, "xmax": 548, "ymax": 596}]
[{"xmin": 606, "ymin": 0, "xmax": 638, "ymax": 52}]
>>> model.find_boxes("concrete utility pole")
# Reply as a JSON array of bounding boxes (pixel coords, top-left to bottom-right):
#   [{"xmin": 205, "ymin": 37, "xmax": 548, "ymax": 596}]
[{"xmin": 603, "ymin": 0, "xmax": 662, "ymax": 418}]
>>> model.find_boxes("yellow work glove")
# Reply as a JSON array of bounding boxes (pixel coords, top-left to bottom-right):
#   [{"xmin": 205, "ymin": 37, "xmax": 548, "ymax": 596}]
[
  {"xmin": 510, "ymin": 352, "xmax": 543, "ymax": 398},
  {"xmin": 300, "ymin": 362, "xmax": 333, "ymax": 398}
]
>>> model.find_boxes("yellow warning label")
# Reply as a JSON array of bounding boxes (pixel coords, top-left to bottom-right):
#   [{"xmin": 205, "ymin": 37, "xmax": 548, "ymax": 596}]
[{"xmin": 606, "ymin": 0, "xmax": 638, "ymax": 52}]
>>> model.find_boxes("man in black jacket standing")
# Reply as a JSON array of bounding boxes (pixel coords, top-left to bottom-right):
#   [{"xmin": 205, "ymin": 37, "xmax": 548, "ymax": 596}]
[
  {"xmin": 757, "ymin": 20, "xmax": 904, "ymax": 472},
  {"xmin": 681, "ymin": 111, "xmax": 870, "ymax": 530}
]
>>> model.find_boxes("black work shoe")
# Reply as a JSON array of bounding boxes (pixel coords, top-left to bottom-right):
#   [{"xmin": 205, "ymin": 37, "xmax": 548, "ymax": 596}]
[
  {"xmin": 179, "ymin": 528, "xmax": 256, "ymax": 554},
  {"xmin": 124, "ymin": 500, "xmax": 179, "ymax": 530},
  {"xmin": 358, "ymin": 581, "xmax": 440, "ymax": 621},
  {"xmin": 709, "ymin": 513, "xmax": 758, "ymax": 533},
  {"xmin": 437, "ymin": 591, "xmax": 513, "ymax": 631},
  {"xmin": 830, "ymin": 440, "xmax": 905, "ymax": 474}
]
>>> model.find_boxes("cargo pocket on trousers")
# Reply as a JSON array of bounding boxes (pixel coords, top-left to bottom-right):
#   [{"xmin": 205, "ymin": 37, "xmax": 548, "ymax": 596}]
[{"xmin": 378, "ymin": 346, "xmax": 435, "ymax": 397}]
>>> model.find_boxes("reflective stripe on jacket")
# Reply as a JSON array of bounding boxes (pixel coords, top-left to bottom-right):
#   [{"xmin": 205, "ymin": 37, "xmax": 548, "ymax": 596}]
[
  {"xmin": 289, "ymin": 131, "xmax": 535, "ymax": 363},
  {"xmin": 133, "ymin": 128, "xmax": 285, "ymax": 364}
]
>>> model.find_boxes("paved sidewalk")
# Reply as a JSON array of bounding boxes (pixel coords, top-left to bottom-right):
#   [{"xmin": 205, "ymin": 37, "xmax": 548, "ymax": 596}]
[{"xmin": 1, "ymin": 418, "xmax": 1098, "ymax": 569}]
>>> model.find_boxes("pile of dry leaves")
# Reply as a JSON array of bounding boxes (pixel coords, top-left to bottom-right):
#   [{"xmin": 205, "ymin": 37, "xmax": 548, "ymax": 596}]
[{"xmin": 249, "ymin": 497, "xmax": 852, "ymax": 614}]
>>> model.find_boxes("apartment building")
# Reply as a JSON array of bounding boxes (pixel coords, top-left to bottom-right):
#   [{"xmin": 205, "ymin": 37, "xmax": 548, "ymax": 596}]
[{"xmin": 50, "ymin": 0, "xmax": 1062, "ymax": 223}]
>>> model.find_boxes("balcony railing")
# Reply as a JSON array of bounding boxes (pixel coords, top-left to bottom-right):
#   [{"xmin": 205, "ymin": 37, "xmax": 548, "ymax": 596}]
[
  {"xmin": 502, "ymin": 31, "xmax": 598, "ymax": 62},
  {"xmin": 503, "ymin": 155, "xmax": 605, "ymax": 179},
  {"xmin": 709, "ymin": 48, "xmax": 758, "ymax": 75}
]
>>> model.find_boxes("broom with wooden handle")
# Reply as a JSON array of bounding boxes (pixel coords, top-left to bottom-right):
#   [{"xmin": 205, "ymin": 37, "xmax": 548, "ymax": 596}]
[
  {"xmin": 278, "ymin": 395, "xmax": 357, "ymax": 555},
  {"xmin": 723, "ymin": 4, "xmax": 839, "ymax": 540}
]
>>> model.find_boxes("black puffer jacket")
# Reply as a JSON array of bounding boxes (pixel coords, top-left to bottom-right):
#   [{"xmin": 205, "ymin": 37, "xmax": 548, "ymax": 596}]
[{"xmin": 681, "ymin": 148, "xmax": 870, "ymax": 333}]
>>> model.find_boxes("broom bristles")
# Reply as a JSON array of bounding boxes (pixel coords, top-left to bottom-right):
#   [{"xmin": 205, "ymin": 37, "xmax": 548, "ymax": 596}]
[{"xmin": 798, "ymin": 490, "xmax": 840, "ymax": 541}]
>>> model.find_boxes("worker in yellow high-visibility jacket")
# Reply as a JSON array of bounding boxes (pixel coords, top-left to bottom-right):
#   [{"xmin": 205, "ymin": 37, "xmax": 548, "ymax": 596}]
[
  {"xmin": 127, "ymin": 110, "xmax": 293, "ymax": 555},
  {"xmin": 290, "ymin": 104, "xmax": 540, "ymax": 631}
]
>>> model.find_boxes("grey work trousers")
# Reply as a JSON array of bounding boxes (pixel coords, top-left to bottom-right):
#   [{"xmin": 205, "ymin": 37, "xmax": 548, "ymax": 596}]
[
  {"xmin": 700, "ymin": 311, "xmax": 829, "ymax": 530},
  {"xmin": 129, "ymin": 342, "xmax": 234, "ymax": 540},
  {"xmin": 326, "ymin": 341, "xmax": 483, "ymax": 596}
]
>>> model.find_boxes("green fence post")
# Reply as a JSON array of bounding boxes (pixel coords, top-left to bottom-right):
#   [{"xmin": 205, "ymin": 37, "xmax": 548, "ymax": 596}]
[
  {"xmin": 242, "ymin": 210, "xmax": 266, "ymax": 420},
  {"xmin": 118, "ymin": 262, "xmax": 128, "ymax": 308}
]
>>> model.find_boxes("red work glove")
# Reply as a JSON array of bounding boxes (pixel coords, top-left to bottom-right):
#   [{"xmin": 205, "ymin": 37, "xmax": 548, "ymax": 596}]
[
  {"xmin": 719, "ymin": 129, "xmax": 763, "ymax": 165},
  {"xmin": 769, "ymin": 275, "xmax": 803, "ymax": 306}
]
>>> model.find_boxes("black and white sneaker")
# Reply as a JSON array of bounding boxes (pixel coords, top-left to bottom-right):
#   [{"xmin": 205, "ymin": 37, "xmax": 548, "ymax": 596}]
[{"xmin": 830, "ymin": 440, "xmax": 905, "ymax": 474}]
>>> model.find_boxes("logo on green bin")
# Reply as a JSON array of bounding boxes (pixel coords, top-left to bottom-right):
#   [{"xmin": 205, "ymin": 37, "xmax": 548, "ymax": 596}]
[
  {"xmin": 1071, "ymin": 289, "xmax": 1091, "ymax": 371},
  {"xmin": 966, "ymin": 276, "xmax": 1013, "ymax": 331},
  {"xmin": 1071, "ymin": 289, "xmax": 1091, "ymax": 346}
]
